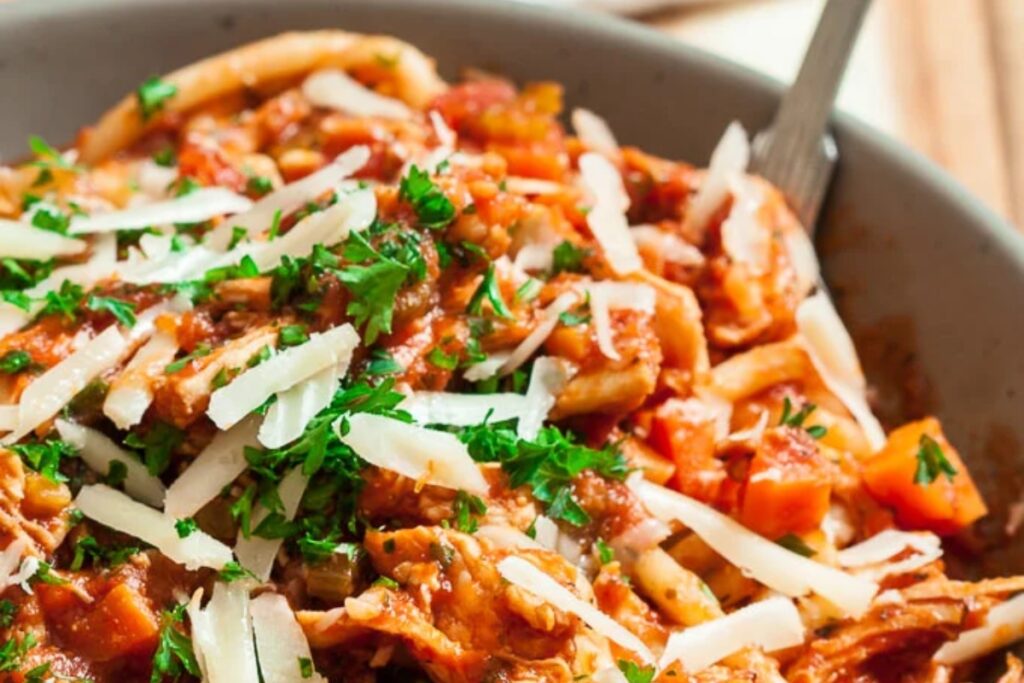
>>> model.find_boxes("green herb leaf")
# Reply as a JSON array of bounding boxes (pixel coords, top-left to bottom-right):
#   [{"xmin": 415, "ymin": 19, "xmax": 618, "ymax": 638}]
[
  {"xmin": 365, "ymin": 348, "xmax": 403, "ymax": 376},
  {"xmin": 618, "ymin": 659, "xmax": 656, "ymax": 683},
  {"xmin": 218, "ymin": 561, "xmax": 257, "ymax": 583},
  {"xmin": 136, "ymin": 76, "xmax": 179, "ymax": 121},
  {"xmin": 551, "ymin": 240, "xmax": 589, "ymax": 275},
  {"xmin": 0, "ymin": 350, "xmax": 32, "ymax": 374},
  {"xmin": 125, "ymin": 421, "xmax": 184, "ymax": 476},
  {"xmin": 153, "ymin": 148, "xmax": 176, "ymax": 167},
  {"xmin": 399, "ymin": 165, "xmax": 455, "ymax": 229},
  {"xmin": 87, "ymin": 294, "xmax": 137, "ymax": 327},
  {"xmin": 165, "ymin": 343, "xmax": 212, "ymax": 374},
  {"xmin": 174, "ymin": 518, "xmax": 198, "ymax": 538},
  {"xmin": 151, "ymin": 603, "xmax": 200, "ymax": 683},
  {"xmin": 299, "ymin": 656, "xmax": 315, "ymax": 679},
  {"xmin": 11, "ymin": 439, "xmax": 76, "ymax": 483},
  {"xmin": 0, "ymin": 601, "xmax": 16, "ymax": 629},
  {"xmin": 38, "ymin": 279, "xmax": 85, "ymax": 321},
  {"xmin": 279, "ymin": 324, "xmax": 309, "ymax": 347},
  {"xmin": 426, "ymin": 346, "xmax": 459, "ymax": 371},
  {"xmin": 452, "ymin": 490, "xmax": 487, "ymax": 533},
  {"xmin": 595, "ymin": 538, "xmax": 614, "ymax": 564},
  {"xmin": 466, "ymin": 263, "xmax": 512, "ymax": 319},
  {"xmin": 106, "ymin": 459, "xmax": 128, "ymax": 487},
  {"xmin": 247, "ymin": 175, "xmax": 274, "ymax": 197},
  {"xmin": 775, "ymin": 533, "xmax": 816, "ymax": 558},
  {"xmin": 778, "ymin": 397, "xmax": 828, "ymax": 440},
  {"xmin": 29, "ymin": 205, "xmax": 70, "ymax": 234},
  {"xmin": 914, "ymin": 433, "xmax": 957, "ymax": 485}
]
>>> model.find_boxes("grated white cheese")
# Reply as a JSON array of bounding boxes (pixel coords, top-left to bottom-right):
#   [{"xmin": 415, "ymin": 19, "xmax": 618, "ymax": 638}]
[
  {"xmin": 401, "ymin": 391, "xmax": 528, "ymax": 427},
  {"xmin": 630, "ymin": 477, "xmax": 878, "ymax": 617},
  {"xmin": 335, "ymin": 413, "xmax": 489, "ymax": 495},
  {"xmin": 517, "ymin": 356, "xmax": 575, "ymax": 440},
  {"xmin": 103, "ymin": 328, "xmax": 179, "ymax": 430},
  {"xmin": 259, "ymin": 365, "xmax": 344, "ymax": 450},
  {"xmin": 251, "ymin": 592, "xmax": 326, "ymax": 683},
  {"xmin": 163, "ymin": 417, "xmax": 261, "ymax": 518},
  {"xmin": 579, "ymin": 153, "xmax": 641, "ymax": 275},
  {"xmin": 837, "ymin": 529, "xmax": 943, "ymax": 582},
  {"xmin": 659, "ymin": 597, "xmax": 806, "ymax": 671},
  {"xmin": 68, "ymin": 187, "xmax": 252, "ymax": 234},
  {"xmin": 933, "ymin": 592, "xmax": 1024, "ymax": 664},
  {"xmin": 580, "ymin": 281, "xmax": 656, "ymax": 361},
  {"xmin": 207, "ymin": 324, "xmax": 359, "ymax": 430},
  {"xmin": 0, "ymin": 219, "xmax": 86, "ymax": 260},
  {"xmin": 571, "ymin": 108, "xmax": 619, "ymax": 158},
  {"xmin": 0, "ymin": 406, "xmax": 18, "ymax": 433},
  {"xmin": 720, "ymin": 175, "xmax": 770, "ymax": 274},
  {"xmin": 4, "ymin": 326, "xmax": 127, "ymax": 444},
  {"xmin": 56, "ymin": 419, "xmax": 166, "ymax": 508},
  {"xmin": 796, "ymin": 292, "xmax": 886, "ymax": 451},
  {"xmin": 187, "ymin": 583, "xmax": 260, "ymax": 683},
  {"xmin": 497, "ymin": 292, "xmax": 579, "ymax": 377},
  {"xmin": 0, "ymin": 538, "xmax": 28, "ymax": 592},
  {"xmin": 303, "ymin": 68, "xmax": 412, "ymax": 120},
  {"xmin": 497, "ymin": 556, "xmax": 655, "ymax": 663},
  {"xmin": 684, "ymin": 121, "xmax": 750, "ymax": 235},
  {"xmin": 205, "ymin": 146, "xmax": 370, "ymax": 250},
  {"xmin": 75, "ymin": 485, "xmax": 232, "ymax": 570}
]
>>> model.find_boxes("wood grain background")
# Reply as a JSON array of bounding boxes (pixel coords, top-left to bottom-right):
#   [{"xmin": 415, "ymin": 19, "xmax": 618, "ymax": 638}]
[{"xmin": 647, "ymin": 0, "xmax": 1024, "ymax": 229}]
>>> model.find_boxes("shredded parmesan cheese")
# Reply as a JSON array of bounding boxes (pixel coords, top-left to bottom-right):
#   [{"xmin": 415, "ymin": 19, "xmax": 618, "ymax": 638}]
[
  {"xmin": 335, "ymin": 413, "xmax": 489, "ymax": 496},
  {"xmin": 572, "ymin": 108, "xmax": 619, "ymax": 157},
  {"xmin": 234, "ymin": 467, "xmax": 308, "ymax": 581},
  {"xmin": 75, "ymin": 485, "xmax": 232, "ymax": 570},
  {"xmin": 69, "ymin": 188, "xmax": 252, "ymax": 234},
  {"xmin": 659, "ymin": 597, "xmax": 806, "ymax": 671},
  {"xmin": 796, "ymin": 292, "xmax": 886, "ymax": 451},
  {"xmin": 684, "ymin": 121, "xmax": 749, "ymax": 234},
  {"xmin": 56, "ymin": 419, "xmax": 166, "ymax": 508},
  {"xmin": 103, "ymin": 328, "xmax": 179, "ymax": 430},
  {"xmin": 517, "ymin": 357, "xmax": 574, "ymax": 440},
  {"xmin": 164, "ymin": 417, "xmax": 260, "ymax": 518},
  {"xmin": 579, "ymin": 153, "xmax": 641, "ymax": 275},
  {"xmin": 259, "ymin": 365, "xmax": 344, "ymax": 449},
  {"xmin": 251, "ymin": 592, "xmax": 326, "ymax": 683},
  {"xmin": 187, "ymin": 583, "xmax": 260, "ymax": 683},
  {"xmin": 303, "ymin": 68, "xmax": 413, "ymax": 120},
  {"xmin": 498, "ymin": 292, "xmax": 578, "ymax": 377},
  {"xmin": 207, "ymin": 324, "xmax": 359, "ymax": 430},
  {"xmin": 0, "ymin": 219, "xmax": 86, "ymax": 260},
  {"xmin": 497, "ymin": 556, "xmax": 655, "ymax": 663},
  {"xmin": 401, "ymin": 391, "xmax": 528, "ymax": 427},
  {"xmin": 933, "ymin": 593, "xmax": 1024, "ymax": 664},
  {"xmin": 630, "ymin": 477, "xmax": 878, "ymax": 617}
]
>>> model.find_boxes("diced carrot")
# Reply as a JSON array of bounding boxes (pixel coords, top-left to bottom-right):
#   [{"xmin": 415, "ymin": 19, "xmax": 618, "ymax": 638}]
[
  {"xmin": 862, "ymin": 417, "xmax": 987, "ymax": 535},
  {"xmin": 739, "ymin": 426, "xmax": 832, "ymax": 538},
  {"xmin": 648, "ymin": 398, "xmax": 723, "ymax": 503},
  {"xmin": 21, "ymin": 472, "xmax": 72, "ymax": 519},
  {"xmin": 67, "ymin": 584, "xmax": 160, "ymax": 662}
]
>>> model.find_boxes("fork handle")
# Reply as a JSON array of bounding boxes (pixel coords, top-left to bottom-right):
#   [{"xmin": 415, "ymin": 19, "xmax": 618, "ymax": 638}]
[{"xmin": 750, "ymin": 0, "xmax": 873, "ymax": 230}]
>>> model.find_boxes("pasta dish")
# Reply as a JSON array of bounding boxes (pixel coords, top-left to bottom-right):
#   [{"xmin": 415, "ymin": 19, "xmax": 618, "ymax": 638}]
[{"xmin": 0, "ymin": 30, "xmax": 1020, "ymax": 683}]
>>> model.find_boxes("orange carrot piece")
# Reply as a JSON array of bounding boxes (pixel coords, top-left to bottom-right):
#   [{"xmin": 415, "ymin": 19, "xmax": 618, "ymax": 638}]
[
  {"xmin": 739, "ymin": 427, "xmax": 832, "ymax": 538},
  {"xmin": 862, "ymin": 417, "xmax": 987, "ymax": 535},
  {"xmin": 73, "ymin": 584, "xmax": 160, "ymax": 662},
  {"xmin": 648, "ymin": 398, "xmax": 723, "ymax": 503}
]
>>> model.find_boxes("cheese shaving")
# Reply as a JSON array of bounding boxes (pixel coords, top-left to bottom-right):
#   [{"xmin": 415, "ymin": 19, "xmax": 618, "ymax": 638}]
[
  {"xmin": 164, "ymin": 417, "xmax": 260, "ymax": 518},
  {"xmin": 303, "ymin": 68, "xmax": 412, "ymax": 120},
  {"xmin": 0, "ymin": 219, "xmax": 86, "ymax": 260},
  {"xmin": 630, "ymin": 477, "xmax": 878, "ymax": 617},
  {"xmin": 498, "ymin": 292, "xmax": 578, "ymax": 377},
  {"xmin": 187, "ymin": 583, "xmax": 260, "ymax": 683},
  {"xmin": 659, "ymin": 597, "xmax": 806, "ymax": 671},
  {"xmin": 259, "ymin": 365, "xmax": 343, "ymax": 449},
  {"xmin": 497, "ymin": 556, "xmax": 655, "ymax": 663},
  {"xmin": 251, "ymin": 592, "xmax": 326, "ymax": 683},
  {"xmin": 335, "ymin": 413, "xmax": 489, "ymax": 496},
  {"xmin": 837, "ymin": 529, "xmax": 943, "ymax": 581},
  {"xmin": 579, "ymin": 153, "xmax": 641, "ymax": 274},
  {"xmin": 205, "ymin": 146, "xmax": 369, "ymax": 250},
  {"xmin": 0, "ymin": 538, "xmax": 28, "ymax": 592},
  {"xmin": 684, "ymin": 121, "xmax": 750, "ymax": 234},
  {"xmin": 4, "ymin": 326, "xmax": 127, "ymax": 444},
  {"xmin": 56, "ymin": 419, "xmax": 166, "ymax": 508},
  {"xmin": 208, "ymin": 324, "xmax": 359, "ymax": 430},
  {"xmin": 933, "ymin": 592, "xmax": 1024, "ymax": 664},
  {"xmin": 721, "ymin": 175, "xmax": 770, "ymax": 273},
  {"xmin": 796, "ymin": 292, "xmax": 886, "ymax": 451},
  {"xmin": 580, "ymin": 281, "xmax": 656, "ymax": 360},
  {"xmin": 103, "ymin": 328, "xmax": 179, "ymax": 430},
  {"xmin": 68, "ymin": 187, "xmax": 252, "ymax": 234},
  {"xmin": 517, "ymin": 356, "xmax": 574, "ymax": 440},
  {"xmin": 571, "ymin": 108, "xmax": 619, "ymax": 157},
  {"xmin": 75, "ymin": 485, "xmax": 232, "ymax": 570},
  {"xmin": 401, "ymin": 391, "xmax": 528, "ymax": 427},
  {"xmin": 0, "ymin": 406, "xmax": 17, "ymax": 433},
  {"xmin": 629, "ymin": 225, "xmax": 705, "ymax": 267}
]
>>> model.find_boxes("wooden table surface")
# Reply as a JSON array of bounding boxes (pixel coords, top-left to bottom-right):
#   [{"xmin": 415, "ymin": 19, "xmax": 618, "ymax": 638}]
[{"xmin": 646, "ymin": 0, "xmax": 1024, "ymax": 230}]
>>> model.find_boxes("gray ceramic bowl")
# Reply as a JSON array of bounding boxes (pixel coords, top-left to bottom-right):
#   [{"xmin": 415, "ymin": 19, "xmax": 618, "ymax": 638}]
[{"xmin": 0, "ymin": 0, "xmax": 1021, "ymax": 656}]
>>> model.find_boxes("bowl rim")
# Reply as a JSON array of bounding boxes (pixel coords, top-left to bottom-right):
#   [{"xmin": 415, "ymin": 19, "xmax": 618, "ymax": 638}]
[{"xmin": 3, "ymin": 0, "xmax": 1023, "ymax": 271}]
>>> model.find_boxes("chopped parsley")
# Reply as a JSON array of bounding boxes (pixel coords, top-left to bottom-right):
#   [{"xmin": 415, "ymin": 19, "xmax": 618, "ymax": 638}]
[
  {"xmin": 125, "ymin": 421, "xmax": 184, "ymax": 476},
  {"xmin": 778, "ymin": 397, "xmax": 827, "ymax": 439},
  {"xmin": 459, "ymin": 422, "xmax": 628, "ymax": 526},
  {"xmin": 136, "ymin": 76, "xmax": 178, "ymax": 121},
  {"xmin": 38, "ymin": 279, "xmax": 85, "ymax": 321},
  {"xmin": 399, "ymin": 165, "xmax": 455, "ymax": 229},
  {"xmin": 174, "ymin": 518, "xmax": 198, "ymax": 538},
  {"xmin": 151, "ymin": 603, "xmax": 200, "ymax": 683},
  {"xmin": 87, "ymin": 294, "xmax": 137, "ymax": 327},
  {"xmin": 0, "ymin": 633, "xmax": 36, "ymax": 672},
  {"xmin": 467, "ymin": 263, "xmax": 512, "ymax": 319},
  {"xmin": 279, "ymin": 324, "xmax": 309, "ymax": 347},
  {"xmin": 551, "ymin": 240, "xmax": 589, "ymax": 275},
  {"xmin": 106, "ymin": 460, "xmax": 129, "ymax": 487},
  {"xmin": 618, "ymin": 660, "xmax": 656, "ymax": 683},
  {"xmin": 595, "ymin": 538, "xmax": 614, "ymax": 564},
  {"xmin": 165, "ymin": 343, "xmax": 213, "ymax": 374},
  {"xmin": 452, "ymin": 490, "xmax": 487, "ymax": 533},
  {"xmin": 153, "ymin": 148, "xmax": 176, "ymax": 167},
  {"xmin": 299, "ymin": 656, "xmax": 315, "ymax": 678},
  {"xmin": 337, "ymin": 231, "xmax": 417, "ymax": 344},
  {"xmin": 373, "ymin": 576, "xmax": 400, "ymax": 590},
  {"xmin": 365, "ymin": 348, "xmax": 403, "ymax": 376},
  {"xmin": 914, "ymin": 433, "xmax": 957, "ymax": 485},
  {"xmin": 247, "ymin": 175, "xmax": 274, "ymax": 197},
  {"xmin": 29, "ymin": 205, "xmax": 70, "ymax": 234},
  {"xmin": 11, "ymin": 439, "xmax": 75, "ymax": 483},
  {"xmin": 426, "ymin": 346, "xmax": 459, "ymax": 371},
  {"xmin": 775, "ymin": 533, "xmax": 816, "ymax": 558},
  {"xmin": 218, "ymin": 561, "xmax": 257, "ymax": 583},
  {"xmin": 30, "ymin": 561, "xmax": 68, "ymax": 586},
  {"xmin": 0, "ymin": 601, "xmax": 14, "ymax": 629},
  {"xmin": 0, "ymin": 350, "xmax": 32, "ymax": 374},
  {"xmin": 70, "ymin": 535, "xmax": 138, "ymax": 570}
]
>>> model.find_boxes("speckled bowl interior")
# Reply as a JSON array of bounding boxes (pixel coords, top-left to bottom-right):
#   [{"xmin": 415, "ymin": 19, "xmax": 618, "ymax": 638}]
[{"xmin": 0, "ymin": 0, "xmax": 1021, "ymax": 666}]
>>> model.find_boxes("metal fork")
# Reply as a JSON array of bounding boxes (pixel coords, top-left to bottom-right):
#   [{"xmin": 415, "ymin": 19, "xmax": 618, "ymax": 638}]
[{"xmin": 749, "ymin": 0, "xmax": 873, "ymax": 234}]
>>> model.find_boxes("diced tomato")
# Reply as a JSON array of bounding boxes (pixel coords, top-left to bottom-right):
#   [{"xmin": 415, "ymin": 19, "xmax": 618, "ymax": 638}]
[
  {"xmin": 648, "ymin": 398, "xmax": 723, "ymax": 503},
  {"xmin": 176, "ymin": 139, "xmax": 246, "ymax": 191},
  {"xmin": 862, "ymin": 417, "xmax": 987, "ymax": 535},
  {"xmin": 430, "ymin": 80, "xmax": 518, "ymax": 134},
  {"xmin": 739, "ymin": 427, "xmax": 832, "ymax": 538}
]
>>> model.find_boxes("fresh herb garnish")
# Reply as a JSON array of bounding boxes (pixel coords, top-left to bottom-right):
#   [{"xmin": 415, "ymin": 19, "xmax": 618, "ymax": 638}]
[
  {"xmin": 29, "ymin": 205, "xmax": 70, "ymax": 234},
  {"xmin": 298, "ymin": 656, "xmax": 315, "ymax": 679},
  {"xmin": 595, "ymin": 538, "xmax": 614, "ymax": 564},
  {"xmin": 70, "ymin": 535, "xmax": 138, "ymax": 570},
  {"xmin": 426, "ymin": 346, "xmax": 459, "ymax": 371},
  {"xmin": 247, "ymin": 175, "xmax": 274, "ymax": 197},
  {"xmin": 38, "ymin": 280, "xmax": 85, "ymax": 321},
  {"xmin": 0, "ymin": 350, "xmax": 32, "ymax": 374},
  {"xmin": 10, "ymin": 439, "xmax": 75, "ymax": 483},
  {"xmin": 365, "ymin": 348, "xmax": 403, "ymax": 376},
  {"xmin": 399, "ymin": 165, "xmax": 455, "ymax": 229},
  {"xmin": 551, "ymin": 240, "xmax": 589, "ymax": 275},
  {"xmin": 775, "ymin": 533, "xmax": 816, "ymax": 558},
  {"xmin": 165, "ymin": 343, "xmax": 213, "ymax": 374},
  {"xmin": 106, "ymin": 460, "xmax": 129, "ymax": 487},
  {"xmin": 87, "ymin": 294, "xmax": 137, "ymax": 327},
  {"xmin": 279, "ymin": 324, "xmax": 309, "ymax": 347},
  {"xmin": 125, "ymin": 421, "xmax": 184, "ymax": 476},
  {"xmin": 218, "ymin": 561, "xmax": 258, "ymax": 583},
  {"xmin": 618, "ymin": 660, "xmax": 656, "ymax": 683},
  {"xmin": 452, "ymin": 490, "xmax": 487, "ymax": 533},
  {"xmin": 174, "ymin": 518, "xmax": 198, "ymax": 538},
  {"xmin": 778, "ymin": 397, "xmax": 827, "ymax": 439},
  {"xmin": 136, "ymin": 76, "xmax": 178, "ymax": 121},
  {"xmin": 151, "ymin": 603, "xmax": 200, "ymax": 683},
  {"xmin": 914, "ymin": 433, "xmax": 957, "ymax": 485},
  {"xmin": 466, "ymin": 263, "xmax": 512, "ymax": 319},
  {"xmin": 337, "ymin": 231, "xmax": 416, "ymax": 344}
]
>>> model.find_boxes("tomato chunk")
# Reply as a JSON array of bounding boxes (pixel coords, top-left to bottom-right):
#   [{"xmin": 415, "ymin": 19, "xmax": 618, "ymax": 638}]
[
  {"xmin": 862, "ymin": 417, "xmax": 987, "ymax": 535},
  {"xmin": 40, "ymin": 582, "xmax": 160, "ymax": 662},
  {"xmin": 648, "ymin": 398, "xmax": 723, "ymax": 503},
  {"xmin": 739, "ymin": 427, "xmax": 832, "ymax": 538}
]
